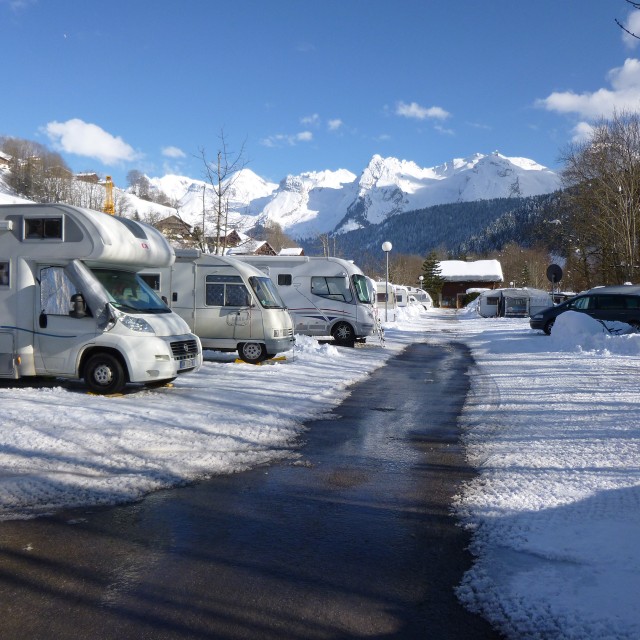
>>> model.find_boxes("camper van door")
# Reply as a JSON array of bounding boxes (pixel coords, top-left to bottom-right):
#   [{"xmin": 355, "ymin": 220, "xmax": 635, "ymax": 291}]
[
  {"xmin": 35, "ymin": 265, "xmax": 98, "ymax": 373},
  {"xmin": 194, "ymin": 265, "xmax": 257, "ymax": 343}
]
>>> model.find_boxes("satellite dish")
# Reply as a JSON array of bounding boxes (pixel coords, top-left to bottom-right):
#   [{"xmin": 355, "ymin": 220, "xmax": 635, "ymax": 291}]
[{"xmin": 546, "ymin": 264, "xmax": 563, "ymax": 283}]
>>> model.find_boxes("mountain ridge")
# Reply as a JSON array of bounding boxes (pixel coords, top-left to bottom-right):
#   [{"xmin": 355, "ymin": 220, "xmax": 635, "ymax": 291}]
[{"xmin": 148, "ymin": 151, "xmax": 562, "ymax": 240}]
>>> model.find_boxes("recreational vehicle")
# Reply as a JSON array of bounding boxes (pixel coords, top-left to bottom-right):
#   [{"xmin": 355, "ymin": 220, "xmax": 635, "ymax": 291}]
[
  {"xmin": 140, "ymin": 249, "xmax": 294, "ymax": 363},
  {"xmin": 406, "ymin": 287, "xmax": 433, "ymax": 310},
  {"xmin": 477, "ymin": 287, "xmax": 553, "ymax": 318},
  {"xmin": 375, "ymin": 281, "xmax": 398, "ymax": 322},
  {"xmin": 394, "ymin": 284, "xmax": 409, "ymax": 307},
  {"xmin": 0, "ymin": 203, "xmax": 202, "ymax": 394},
  {"xmin": 233, "ymin": 255, "xmax": 375, "ymax": 346}
]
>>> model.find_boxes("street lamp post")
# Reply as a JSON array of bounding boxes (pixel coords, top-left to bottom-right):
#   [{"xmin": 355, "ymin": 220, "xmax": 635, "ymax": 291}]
[
  {"xmin": 418, "ymin": 275, "xmax": 424, "ymax": 290},
  {"xmin": 382, "ymin": 241, "xmax": 392, "ymax": 321}
]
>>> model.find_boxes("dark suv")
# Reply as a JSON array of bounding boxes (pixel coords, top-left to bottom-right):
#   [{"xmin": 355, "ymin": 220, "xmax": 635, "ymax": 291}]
[{"xmin": 529, "ymin": 285, "xmax": 640, "ymax": 334}]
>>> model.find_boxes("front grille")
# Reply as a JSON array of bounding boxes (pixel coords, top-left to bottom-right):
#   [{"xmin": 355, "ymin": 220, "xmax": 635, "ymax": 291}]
[{"xmin": 170, "ymin": 339, "xmax": 200, "ymax": 359}]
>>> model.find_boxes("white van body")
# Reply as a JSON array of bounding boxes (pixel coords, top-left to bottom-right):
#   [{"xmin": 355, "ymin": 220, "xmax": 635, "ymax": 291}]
[
  {"xmin": 477, "ymin": 287, "xmax": 553, "ymax": 318},
  {"xmin": 0, "ymin": 203, "xmax": 202, "ymax": 394},
  {"xmin": 375, "ymin": 281, "xmax": 398, "ymax": 322},
  {"xmin": 406, "ymin": 287, "xmax": 433, "ymax": 310},
  {"xmin": 233, "ymin": 255, "xmax": 375, "ymax": 345},
  {"xmin": 140, "ymin": 249, "xmax": 294, "ymax": 363},
  {"xmin": 394, "ymin": 285, "xmax": 410, "ymax": 307}
]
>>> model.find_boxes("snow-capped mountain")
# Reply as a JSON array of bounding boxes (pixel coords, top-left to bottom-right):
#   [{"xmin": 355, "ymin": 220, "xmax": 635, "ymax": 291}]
[
  {"xmin": 0, "ymin": 152, "xmax": 562, "ymax": 240},
  {"xmin": 145, "ymin": 152, "xmax": 561, "ymax": 239}
]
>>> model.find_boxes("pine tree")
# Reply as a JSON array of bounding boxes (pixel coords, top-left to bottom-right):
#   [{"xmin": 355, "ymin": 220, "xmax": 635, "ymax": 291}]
[{"xmin": 421, "ymin": 250, "xmax": 445, "ymax": 306}]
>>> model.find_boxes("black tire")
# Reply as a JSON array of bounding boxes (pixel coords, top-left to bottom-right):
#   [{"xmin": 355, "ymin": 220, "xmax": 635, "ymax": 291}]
[
  {"xmin": 84, "ymin": 353, "xmax": 127, "ymax": 395},
  {"xmin": 332, "ymin": 322, "xmax": 356, "ymax": 347},
  {"xmin": 543, "ymin": 319, "xmax": 555, "ymax": 335},
  {"xmin": 238, "ymin": 342, "xmax": 268, "ymax": 364}
]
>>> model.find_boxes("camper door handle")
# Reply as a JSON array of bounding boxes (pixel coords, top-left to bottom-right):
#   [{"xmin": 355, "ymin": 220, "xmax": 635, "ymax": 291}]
[{"xmin": 39, "ymin": 311, "xmax": 47, "ymax": 329}]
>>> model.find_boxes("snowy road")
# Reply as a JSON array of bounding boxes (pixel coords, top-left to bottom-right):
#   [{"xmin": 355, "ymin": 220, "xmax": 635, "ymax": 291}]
[{"xmin": 0, "ymin": 341, "xmax": 500, "ymax": 639}]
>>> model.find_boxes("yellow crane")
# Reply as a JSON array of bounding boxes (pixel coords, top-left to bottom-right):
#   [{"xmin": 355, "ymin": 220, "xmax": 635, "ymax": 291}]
[{"xmin": 103, "ymin": 175, "xmax": 115, "ymax": 215}]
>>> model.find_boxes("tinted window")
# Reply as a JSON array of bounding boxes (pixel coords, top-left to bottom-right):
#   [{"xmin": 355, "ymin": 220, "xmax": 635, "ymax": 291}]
[
  {"xmin": 0, "ymin": 261, "xmax": 8, "ymax": 286},
  {"xmin": 596, "ymin": 296, "xmax": 625, "ymax": 310},
  {"xmin": 278, "ymin": 274, "xmax": 292, "ymax": 286},
  {"xmin": 24, "ymin": 217, "xmax": 63, "ymax": 240}
]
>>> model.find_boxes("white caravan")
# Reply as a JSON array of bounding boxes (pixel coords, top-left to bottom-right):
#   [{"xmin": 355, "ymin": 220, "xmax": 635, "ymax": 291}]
[
  {"xmin": 0, "ymin": 203, "xmax": 202, "ymax": 394},
  {"xmin": 375, "ymin": 281, "xmax": 398, "ymax": 322},
  {"xmin": 406, "ymin": 286, "xmax": 433, "ymax": 310},
  {"xmin": 394, "ymin": 284, "xmax": 410, "ymax": 307},
  {"xmin": 233, "ymin": 255, "xmax": 375, "ymax": 345},
  {"xmin": 477, "ymin": 287, "xmax": 553, "ymax": 318},
  {"xmin": 140, "ymin": 249, "xmax": 294, "ymax": 364}
]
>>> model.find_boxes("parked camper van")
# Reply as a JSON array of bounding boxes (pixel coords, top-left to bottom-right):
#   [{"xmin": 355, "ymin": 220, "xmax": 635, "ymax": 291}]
[
  {"xmin": 140, "ymin": 249, "xmax": 294, "ymax": 363},
  {"xmin": 394, "ymin": 285, "xmax": 409, "ymax": 307},
  {"xmin": 375, "ymin": 281, "xmax": 398, "ymax": 322},
  {"xmin": 477, "ymin": 287, "xmax": 553, "ymax": 318},
  {"xmin": 233, "ymin": 255, "xmax": 375, "ymax": 346},
  {"xmin": 406, "ymin": 287, "xmax": 433, "ymax": 310},
  {"xmin": 0, "ymin": 203, "xmax": 202, "ymax": 394}
]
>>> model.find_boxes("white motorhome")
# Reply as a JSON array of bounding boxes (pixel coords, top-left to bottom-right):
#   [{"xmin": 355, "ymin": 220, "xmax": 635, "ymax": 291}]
[
  {"xmin": 477, "ymin": 287, "xmax": 553, "ymax": 318},
  {"xmin": 375, "ymin": 281, "xmax": 398, "ymax": 322},
  {"xmin": 140, "ymin": 249, "xmax": 294, "ymax": 363},
  {"xmin": 0, "ymin": 203, "xmax": 202, "ymax": 394},
  {"xmin": 233, "ymin": 255, "xmax": 375, "ymax": 345},
  {"xmin": 406, "ymin": 286, "xmax": 433, "ymax": 310},
  {"xmin": 394, "ymin": 284, "xmax": 410, "ymax": 307}
]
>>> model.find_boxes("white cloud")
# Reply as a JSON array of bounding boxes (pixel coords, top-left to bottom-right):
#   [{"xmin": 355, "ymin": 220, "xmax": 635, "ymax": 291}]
[
  {"xmin": 162, "ymin": 145, "xmax": 186, "ymax": 159},
  {"xmin": 571, "ymin": 121, "xmax": 595, "ymax": 143},
  {"xmin": 434, "ymin": 124, "xmax": 455, "ymax": 136},
  {"xmin": 44, "ymin": 119, "xmax": 139, "ymax": 165},
  {"xmin": 396, "ymin": 101, "xmax": 451, "ymax": 120},
  {"xmin": 260, "ymin": 131, "xmax": 313, "ymax": 147},
  {"xmin": 537, "ymin": 58, "xmax": 640, "ymax": 119},
  {"xmin": 622, "ymin": 11, "xmax": 640, "ymax": 49},
  {"xmin": 301, "ymin": 114, "xmax": 320, "ymax": 126},
  {"xmin": 328, "ymin": 119, "xmax": 343, "ymax": 131}
]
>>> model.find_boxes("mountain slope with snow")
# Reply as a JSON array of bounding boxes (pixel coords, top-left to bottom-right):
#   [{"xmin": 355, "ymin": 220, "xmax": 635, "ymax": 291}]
[
  {"xmin": 0, "ymin": 152, "xmax": 562, "ymax": 241},
  {"xmin": 142, "ymin": 152, "xmax": 561, "ymax": 239}
]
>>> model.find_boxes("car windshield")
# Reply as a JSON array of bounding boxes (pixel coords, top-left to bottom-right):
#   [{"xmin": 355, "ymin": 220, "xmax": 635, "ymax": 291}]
[
  {"xmin": 249, "ymin": 276, "xmax": 286, "ymax": 309},
  {"xmin": 91, "ymin": 268, "xmax": 170, "ymax": 314},
  {"xmin": 352, "ymin": 274, "xmax": 372, "ymax": 304}
]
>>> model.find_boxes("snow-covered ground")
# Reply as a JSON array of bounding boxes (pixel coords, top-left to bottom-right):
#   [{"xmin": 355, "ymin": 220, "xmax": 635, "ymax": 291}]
[{"xmin": 1, "ymin": 304, "xmax": 639, "ymax": 639}]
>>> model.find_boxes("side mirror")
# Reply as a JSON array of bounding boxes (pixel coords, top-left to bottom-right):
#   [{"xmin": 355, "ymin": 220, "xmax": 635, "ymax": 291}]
[{"xmin": 69, "ymin": 293, "xmax": 87, "ymax": 319}]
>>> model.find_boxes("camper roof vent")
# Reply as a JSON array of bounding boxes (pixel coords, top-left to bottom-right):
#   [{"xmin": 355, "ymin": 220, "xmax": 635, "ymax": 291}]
[{"xmin": 0, "ymin": 220, "xmax": 13, "ymax": 232}]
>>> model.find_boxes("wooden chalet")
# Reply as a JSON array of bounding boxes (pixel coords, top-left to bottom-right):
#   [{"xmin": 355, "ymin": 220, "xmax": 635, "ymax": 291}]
[{"xmin": 438, "ymin": 259, "xmax": 504, "ymax": 308}]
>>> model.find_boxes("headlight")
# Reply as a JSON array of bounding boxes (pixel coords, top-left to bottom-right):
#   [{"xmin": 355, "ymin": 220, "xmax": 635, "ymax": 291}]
[{"xmin": 117, "ymin": 311, "xmax": 155, "ymax": 333}]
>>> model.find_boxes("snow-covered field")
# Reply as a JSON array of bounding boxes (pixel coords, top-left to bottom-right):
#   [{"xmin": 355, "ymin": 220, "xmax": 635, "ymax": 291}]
[{"xmin": 1, "ymin": 304, "xmax": 639, "ymax": 639}]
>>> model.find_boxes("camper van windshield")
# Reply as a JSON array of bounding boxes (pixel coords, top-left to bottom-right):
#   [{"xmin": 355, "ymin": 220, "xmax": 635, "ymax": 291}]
[
  {"xmin": 249, "ymin": 276, "xmax": 286, "ymax": 309},
  {"xmin": 352, "ymin": 274, "xmax": 372, "ymax": 304},
  {"xmin": 91, "ymin": 268, "xmax": 170, "ymax": 314}
]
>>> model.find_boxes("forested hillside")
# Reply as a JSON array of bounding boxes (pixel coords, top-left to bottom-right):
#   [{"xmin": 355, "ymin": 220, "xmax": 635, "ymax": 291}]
[{"xmin": 302, "ymin": 193, "xmax": 560, "ymax": 262}]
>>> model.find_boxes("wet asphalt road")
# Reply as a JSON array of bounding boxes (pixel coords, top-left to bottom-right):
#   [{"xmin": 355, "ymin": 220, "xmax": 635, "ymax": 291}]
[{"xmin": 0, "ymin": 341, "xmax": 501, "ymax": 639}]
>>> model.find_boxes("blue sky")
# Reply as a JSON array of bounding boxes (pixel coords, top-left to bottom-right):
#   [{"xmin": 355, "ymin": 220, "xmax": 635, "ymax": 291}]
[{"xmin": 2, "ymin": 0, "xmax": 640, "ymax": 188}]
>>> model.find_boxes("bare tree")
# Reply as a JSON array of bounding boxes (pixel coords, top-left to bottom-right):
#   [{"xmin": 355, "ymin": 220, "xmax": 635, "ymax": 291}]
[
  {"xmin": 560, "ymin": 111, "xmax": 640, "ymax": 284},
  {"xmin": 616, "ymin": 1, "xmax": 640, "ymax": 38},
  {"xmin": 199, "ymin": 131, "xmax": 248, "ymax": 255}
]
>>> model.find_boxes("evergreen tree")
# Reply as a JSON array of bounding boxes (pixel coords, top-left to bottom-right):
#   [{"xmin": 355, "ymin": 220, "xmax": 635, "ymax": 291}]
[{"xmin": 421, "ymin": 250, "xmax": 445, "ymax": 306}]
